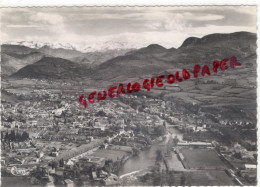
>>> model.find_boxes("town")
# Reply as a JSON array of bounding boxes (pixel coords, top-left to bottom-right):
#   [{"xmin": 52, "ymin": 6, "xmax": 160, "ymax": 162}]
[{"xmin": 1, "ymin": 76, "xmax": 257, "ymax": 186}]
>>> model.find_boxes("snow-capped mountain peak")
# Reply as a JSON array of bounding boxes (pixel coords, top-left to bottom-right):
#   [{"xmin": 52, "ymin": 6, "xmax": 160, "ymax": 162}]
[
  {"xmin": 81, "ymin": 41, "xmax": 139, "ymax": 52},
  {"xmin": 4, "ymin": 40, "xmax": 138, "ymax": 52},
  {"xmin": 4, "ymin": 41, "xmax": 77, "ymax": 51}
]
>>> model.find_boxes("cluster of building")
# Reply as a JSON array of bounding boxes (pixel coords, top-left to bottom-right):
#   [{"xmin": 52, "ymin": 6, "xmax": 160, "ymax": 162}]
[
  {"xmin": 1, "ymin": 89, "xmax": 170, "ymax": 186},
  {"xmin": 1, "ymin": 81, "xmax": 257, "ymax": 186}
]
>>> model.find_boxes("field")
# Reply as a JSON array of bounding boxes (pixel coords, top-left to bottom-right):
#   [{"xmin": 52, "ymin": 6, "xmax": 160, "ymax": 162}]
[
  {"xmin": 166, "ymin": 153, "xmax": 185, "ymax": 171},
  {"xmin": 92, "ymin": 148, "xmax": 131, "ymax": 161},
  {"xmin": 181, "ymin": 149, "xmax": 226, "ymax": 169},
  {"xmin": 186, "ymin": 170, "xmax": 234, "ymax": 185}
]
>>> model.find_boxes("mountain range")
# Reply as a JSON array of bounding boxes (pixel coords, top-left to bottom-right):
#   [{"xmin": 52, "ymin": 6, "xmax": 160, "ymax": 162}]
[
  {"xmin": 91, "ymin": 31, "xmax": 256, "ymax": 80},
  {"xmin": 2, "ymin": 32, "xmax": 256, "ymax": 82},
  {"xmin": 1, "ymin": 43, "xmax": 132, "ymax": 77}
]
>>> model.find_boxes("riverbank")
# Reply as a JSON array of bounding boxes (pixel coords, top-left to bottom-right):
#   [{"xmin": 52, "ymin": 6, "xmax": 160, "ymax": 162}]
[{"xmin": 119, "ymin": 169, "xmax": 151, "ymax": 185}]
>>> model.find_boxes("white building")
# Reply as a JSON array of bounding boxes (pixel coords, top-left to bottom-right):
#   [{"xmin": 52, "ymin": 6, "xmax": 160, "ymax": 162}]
[{"xmin": 245, "ymin": 164, "xmax": 257, "ymax": 170}]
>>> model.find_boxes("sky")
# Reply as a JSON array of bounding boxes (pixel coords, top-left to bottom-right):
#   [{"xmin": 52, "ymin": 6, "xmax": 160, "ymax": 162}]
[{"xmin": 0, "ymin": 6, "xmax": 257, "ymax": 51}]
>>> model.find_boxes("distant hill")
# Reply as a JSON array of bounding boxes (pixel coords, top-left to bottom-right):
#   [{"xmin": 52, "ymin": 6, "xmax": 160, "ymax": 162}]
[
  {"xmin": 91, "ymin": 43, "xmax": 170, "ymax": 80},
  {"xmin": 1, "ymin": 45, "xmax": 45, "ymax": 76},
  {"xmin": 2, "ymin": 44, "xmax": 36, "ymax": 54},
  {"xmin": 180, "ymin": 31, "xmax": 256, "ymax": 48},
  {"xmin": 38, "ymin": 45, "xmax": 85, "ymax": 60},
  {"xmin": 11, "ymin": 57, "xmax": 89, "ymax": 79},
  {"xmin": 1, "ymin": 53, "xmax": 20, "ymax": 75},
  {"xmin": 137, "ymin": 44, "xmax": 167, "ymax": 54}
]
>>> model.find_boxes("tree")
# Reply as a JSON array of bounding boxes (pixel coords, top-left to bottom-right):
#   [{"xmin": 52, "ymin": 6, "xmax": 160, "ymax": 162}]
[
  {"xmin": 30, "ymin": 177, "xmax": 40, "ymax": 185},
  {"xmin": 159, "ymin": 92, "xmax": 166, "ymax": 99},
  {"xmin": 1, "ymin": 131, "xmax": 4, "ymax": 142},
  {"xmin": 103, "ymin": 159, "xmax": 113, "ymax": 174},
  {"xmin": 10, "ymin": 130, "xmax": 16, "ymax": 142},
  {"xmin": 95, "ymin": 110, "xmax": 106, "ymax": 117},
  {"xmin": 152, "ymin": 162, "xmax": 162, "ymax": 185},
  {"xmin": 16, "ymin": 133, "xmax": 21, "ymax": 142},
  {"xmin": 4, "ymin": 132, "xmax": 9, "ymax": 141},
  {"xmin": 180, "ymin": 172, "xmax": 186, "ymax": 185},
  {"xmin": 140, "ymin": 125, "xmax": 149, "ymax": 135},
  {"xmin": 173, "ymin": 135, "xmax": 179, "ymax": 146},
  {"xmin": 132, "ymin": 147, "xmax": 140, "ymax": 156},
  {"xmin": 163, "ymin": 159, "xmax": 169, "ymax": 173},
  {"xmin": 7, "ymin": 116, "xmax": 14, "ymax": 123},
  {"xmin": 2, "ymin": 142, "xmax": 5, "ymax": 150},
  {"xmin": 30, "ymin": 166, "xmax": 48, "ymax": 185},
  {"xmin": 154, "ymin": 126, "xmax": 166, "ymax": 136},
  {"xmin": 21, "ymin": 131, "xmax": 29, "ymax": 141},
  {"xmin": 163, "ymin": 121, "xmax": 166, "ymax": 127},
  {"xmin": 50, "ymin": 160, "xmax": 58, "ymax": 169},
  {"xmin": 233, "ymin": 152, "xmax": 242, "ymax": 160},
  {"xmin": 59, "ymin": 158, "xmax": 64, "ymax": 167},
  {"xmin": 136, "ymin": 124, "xmax": 141, "ymax": 133},
  {"xmin": 156, "ymin": 149, "xmax": 163, "ymax": 162}
]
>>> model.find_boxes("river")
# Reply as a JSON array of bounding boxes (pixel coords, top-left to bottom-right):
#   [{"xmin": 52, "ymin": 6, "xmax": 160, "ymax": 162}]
[{"xmin": 119, "ymin": 126, "xmax": 183, "ymax": 176}]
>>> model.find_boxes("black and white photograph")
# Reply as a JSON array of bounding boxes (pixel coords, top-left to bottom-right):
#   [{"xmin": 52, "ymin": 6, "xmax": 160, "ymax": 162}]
[{"xmin": 0, "ymin": 6, "xmax": 258, "ymax": 186}]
